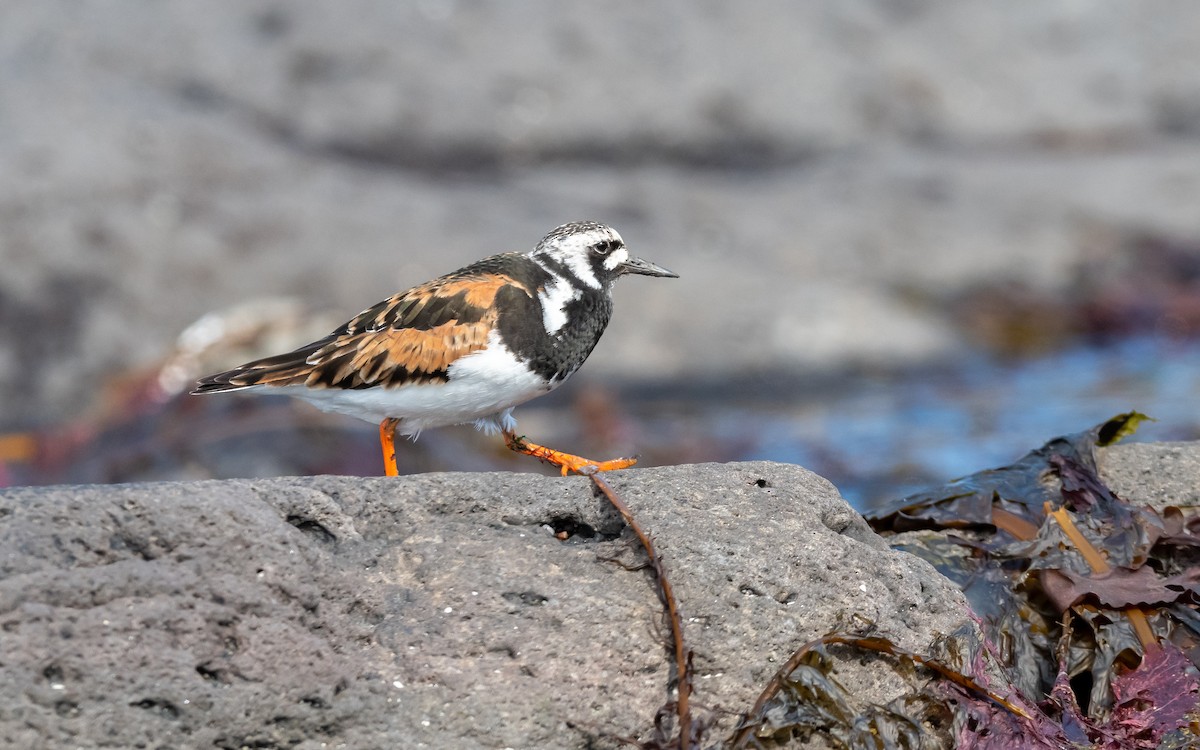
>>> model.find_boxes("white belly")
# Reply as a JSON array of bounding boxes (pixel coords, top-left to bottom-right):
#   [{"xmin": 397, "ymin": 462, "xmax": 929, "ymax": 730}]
[{"xmin": 276, "ymin": 336, "xmax": 553, "ymax": 435}]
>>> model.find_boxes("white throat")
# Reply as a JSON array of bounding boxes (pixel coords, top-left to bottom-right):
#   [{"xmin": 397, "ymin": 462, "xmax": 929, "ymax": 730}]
[{"xmin": 538, "ymin": 274, "xmax": 581, "ymax": 334}]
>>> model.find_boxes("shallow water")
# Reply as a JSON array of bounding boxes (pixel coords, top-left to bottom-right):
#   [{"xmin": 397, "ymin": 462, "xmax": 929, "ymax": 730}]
[
  {"xmin": 2, "ymin": 336, "xmax": 1196, "ymax": 503},
  {"xmin": 703, "ymin": 336, "xmax": 1200, "ymax": 514}
]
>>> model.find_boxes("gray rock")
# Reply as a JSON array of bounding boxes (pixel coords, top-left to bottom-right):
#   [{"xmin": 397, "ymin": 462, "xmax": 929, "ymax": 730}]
[
  {"xmin": 1100, "ymin": 441, "xmax": 1200, "ymax": 509},
  {"xmin": 0, "ymin": 461, "xmax": 971, "ymax": 748},
  {"xmin": 5, "ymin": 2, "xmax": 1200, "ymax": 424}
]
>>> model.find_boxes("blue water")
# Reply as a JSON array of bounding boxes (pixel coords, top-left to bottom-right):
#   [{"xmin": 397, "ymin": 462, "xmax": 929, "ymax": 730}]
[
  {"xmin": 6, "ymin": 335, "xmax": 1195, "ymax": 499},
  {"xmin": 726, "ymin": 336, "xmax": 1200, "ymax": 512}
]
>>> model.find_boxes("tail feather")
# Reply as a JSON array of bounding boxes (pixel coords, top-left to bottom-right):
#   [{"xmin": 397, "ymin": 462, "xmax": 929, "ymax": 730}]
[
  {"xmin": 191, "ymin": 340, "xmax": 329, "ymax": 394},
  {"xmin": 191, "ymin": 376, "xmax": 257, "ymax": 394}
]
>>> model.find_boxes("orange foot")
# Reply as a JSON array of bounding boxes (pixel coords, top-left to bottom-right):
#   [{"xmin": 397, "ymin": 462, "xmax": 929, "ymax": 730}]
[
  {"xmin": 503, "ymin": 430, "xmax": 637, "ymax": 476},
  {"xmin": 379, "ymin": 417, "xmax": 401, "ymax": 476}
]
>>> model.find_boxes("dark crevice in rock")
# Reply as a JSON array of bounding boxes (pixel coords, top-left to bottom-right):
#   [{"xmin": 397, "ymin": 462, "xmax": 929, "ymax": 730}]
[
  {"xmin": 195, "ymin": 662, "xmax": 229, "ymax": 685},
  {"xmin": 129, "ymin": 697, "xmax": 181, "ymax": 719},
  {"xmin": 502, "ymin": 591, "xmax": 549, "ymax": 607},
  {"xmin": 285, "ymin": 515, "xmax": 336, "ymax": 544},
  {"xmin": 545, "ymin": 515, "xmax": 598, "ymax": 541}
]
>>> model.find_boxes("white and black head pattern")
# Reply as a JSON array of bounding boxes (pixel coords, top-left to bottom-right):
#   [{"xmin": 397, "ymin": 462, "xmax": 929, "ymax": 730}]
[
  {"xmin": 527, "ymin": 221, "xmax": 677, "ymax": 338},
  {"xmin": 499, "ymin": 221, "xmax": 676, "ymax": 383},
  {"xmin": 529, "ymin": 221, "xmax": 629, "ymax": 291}
]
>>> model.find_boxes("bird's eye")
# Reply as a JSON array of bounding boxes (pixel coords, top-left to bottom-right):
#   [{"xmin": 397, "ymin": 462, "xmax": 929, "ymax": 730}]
[{"xmin": 594, "ymin": 240, "xmax": 613, "ymax": 255}]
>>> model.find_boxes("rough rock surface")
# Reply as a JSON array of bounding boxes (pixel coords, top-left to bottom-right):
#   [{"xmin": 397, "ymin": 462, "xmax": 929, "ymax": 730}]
[
  {"xmin": 0, "ymin": 461, "xmax": 973, "ymax": 749},
  {"xmin": 1099, "ymin": 440, "xmax": 1200, "ymax": 510}
]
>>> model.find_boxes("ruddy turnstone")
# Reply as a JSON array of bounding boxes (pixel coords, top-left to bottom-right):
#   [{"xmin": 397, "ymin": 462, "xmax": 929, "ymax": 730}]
[{"xmin": 192, "ymin": 221, "xmax": 677, "ymax": 476}]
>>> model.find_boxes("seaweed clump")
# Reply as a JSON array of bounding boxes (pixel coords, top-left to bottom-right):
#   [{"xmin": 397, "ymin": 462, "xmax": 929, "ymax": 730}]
[
  {"xmin": 731, "ymin": 413, "xmax": 1199, "ymax": 749},
  {"xmin": 864, "ymin": 412, "xmax": 1200, "ymax": 748}
]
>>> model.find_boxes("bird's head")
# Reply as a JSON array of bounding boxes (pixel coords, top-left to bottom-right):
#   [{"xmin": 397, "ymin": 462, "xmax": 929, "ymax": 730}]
[{"xmin": 531, "ymin": 221, "xmax": 677, "ymax": 291}]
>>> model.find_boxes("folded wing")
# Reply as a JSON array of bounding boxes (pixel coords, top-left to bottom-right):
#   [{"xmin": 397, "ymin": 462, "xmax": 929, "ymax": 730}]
[{"xmin": 192, "ymin": 263, "xmax": 535, "ymax": 393}]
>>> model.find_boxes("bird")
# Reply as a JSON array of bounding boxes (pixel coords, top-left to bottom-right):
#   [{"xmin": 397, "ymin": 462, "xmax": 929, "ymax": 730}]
[{"xmin": 192, "ymin": 221, "xmax": 678, "ymax": 476}]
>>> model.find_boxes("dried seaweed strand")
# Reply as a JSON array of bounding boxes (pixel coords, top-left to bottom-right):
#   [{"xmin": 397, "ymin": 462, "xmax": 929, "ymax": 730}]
[
  {"xmin": 1047, "ymin": 505, "xmax": 1110, "ymax": 573},
  {"xmin": 822, "ymin": 635, "xmax": 1032, "ymax": 719},
  {"xmin": 587, "ymin": 470, "xmax": 693, "ymax": 750},
  {"xmin": 990, "ymin": 507, "xmax": 1040, "ymax": 540},
  {"xmin": 729, "ymin": 632, "xmax": 1031, "ymax": 747},
  {"xmin": 1046, "ymin": 504, "xmax": 1157, "ymax": 649}
]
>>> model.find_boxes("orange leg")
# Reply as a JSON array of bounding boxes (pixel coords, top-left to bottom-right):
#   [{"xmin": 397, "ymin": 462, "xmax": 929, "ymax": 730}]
[
  {"xmin": 502, "ymin": 430, "xmax": 637, "ymax": 476},
  {"xmin": 379, "ymin": 417, "xmax": 401, "ymax": 476}
]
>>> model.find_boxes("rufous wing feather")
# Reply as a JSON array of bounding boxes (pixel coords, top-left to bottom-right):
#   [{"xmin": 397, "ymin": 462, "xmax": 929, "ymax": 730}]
[{"xmin": 192, "ymin": 264, "xmax": 535, "ymax": 394}]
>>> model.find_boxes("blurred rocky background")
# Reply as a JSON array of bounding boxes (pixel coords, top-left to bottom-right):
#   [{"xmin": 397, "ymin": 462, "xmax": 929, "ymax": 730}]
[{"xmin": 2, "ymin": 1, "xmax": 1199, "ymax": 505}]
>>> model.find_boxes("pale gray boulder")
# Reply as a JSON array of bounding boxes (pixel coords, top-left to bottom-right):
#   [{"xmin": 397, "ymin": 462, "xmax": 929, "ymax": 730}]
[{"xmin": 0, "ymin": 461, "xmax": 974, "ymax": 749}]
